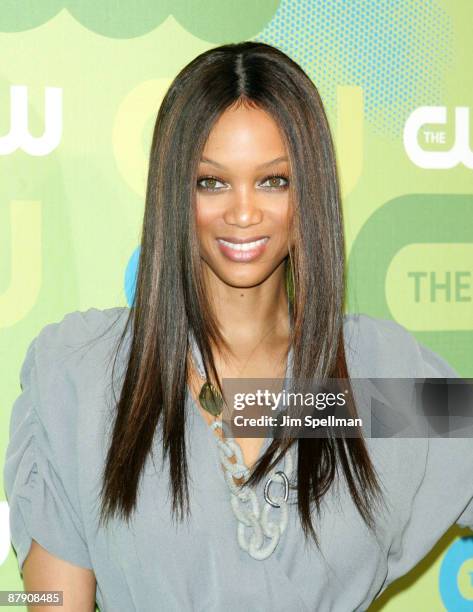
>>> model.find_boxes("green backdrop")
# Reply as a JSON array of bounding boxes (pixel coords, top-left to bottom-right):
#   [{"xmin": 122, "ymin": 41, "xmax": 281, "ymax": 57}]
[{"xmin": 1, "ymin": 1, "xmax": 472, "ymax": 610}]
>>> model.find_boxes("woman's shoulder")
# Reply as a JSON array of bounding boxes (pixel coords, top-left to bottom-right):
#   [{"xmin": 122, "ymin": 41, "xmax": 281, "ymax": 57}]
[
  {"xmin": 32, "ymin": 306, "xmax": 130, "ymax": 365},
  {"xmin": 8, "ymin": 307, "xmax": 131, "ymax": 479},
  {"xmin": 342, "ymin": 312, "xmax": 459, "ymax": 378},
  {"xmin": 343, "ymin": 311, "xmax": 416, "ymax": 349},
  {"xmin": 34, "ymin": 306, "xmax": 130, "ymax": 350},
  {"xmin": 24, "ymin": 306, "xmax": 131, "ymax": 414}
]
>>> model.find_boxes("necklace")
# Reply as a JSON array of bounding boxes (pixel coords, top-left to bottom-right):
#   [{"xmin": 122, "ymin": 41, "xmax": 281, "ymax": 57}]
[{"xmin": 188, "ymin": 304, "xmax": 295, "ymax": 560}]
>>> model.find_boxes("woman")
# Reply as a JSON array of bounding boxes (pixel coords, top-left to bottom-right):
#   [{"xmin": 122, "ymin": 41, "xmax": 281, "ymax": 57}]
[{"xmin": 4, "ymin": 41, "xmax": 473, "ymax": 612}]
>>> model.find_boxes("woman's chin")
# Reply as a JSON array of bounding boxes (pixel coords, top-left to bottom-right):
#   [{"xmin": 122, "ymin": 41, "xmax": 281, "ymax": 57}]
[{"xmin": 212, "ymin": 267, "xmax": 278, "ymax": 290}]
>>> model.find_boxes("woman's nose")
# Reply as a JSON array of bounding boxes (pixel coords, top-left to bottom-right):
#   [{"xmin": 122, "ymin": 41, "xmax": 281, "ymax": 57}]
[{"xmin": 223, "ymin": 187, "xmax": 263, "ymax": 226}]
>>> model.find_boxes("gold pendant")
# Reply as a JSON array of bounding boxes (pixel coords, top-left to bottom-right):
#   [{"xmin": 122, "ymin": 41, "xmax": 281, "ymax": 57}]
[{"xmin": 199, "ymin": 381, "xmax": 224, "ymax": 417}]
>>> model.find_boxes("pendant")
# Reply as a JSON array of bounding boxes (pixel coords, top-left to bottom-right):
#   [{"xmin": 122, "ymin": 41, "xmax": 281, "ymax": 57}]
[{"xmin": 199, "ymin": 381, "xmax": 224, "ymax": 417}]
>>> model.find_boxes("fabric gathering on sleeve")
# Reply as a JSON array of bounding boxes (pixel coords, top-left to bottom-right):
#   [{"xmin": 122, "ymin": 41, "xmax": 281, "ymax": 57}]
[
  {"xmin": 3, "ymin": 325, "xmax": 94, "ymax": 574},
  {"xmin": 414, "ymin": 335, "xmax": 473, "ymax": 531},
  {"xmin": 379, "ymin": 329, "xmax": 473, "ymax": 591}
]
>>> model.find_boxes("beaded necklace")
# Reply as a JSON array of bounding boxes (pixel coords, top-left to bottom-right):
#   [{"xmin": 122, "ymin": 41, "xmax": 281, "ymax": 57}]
[{"xmin": 188, "ymin": 304, "xmax": 295, "ymax": 560}]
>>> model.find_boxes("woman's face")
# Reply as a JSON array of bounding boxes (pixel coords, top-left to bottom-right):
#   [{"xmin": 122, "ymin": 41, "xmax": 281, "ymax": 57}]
[{"xmin": 195, "ymin": 103, "xmax": 292, "ymax": 290}]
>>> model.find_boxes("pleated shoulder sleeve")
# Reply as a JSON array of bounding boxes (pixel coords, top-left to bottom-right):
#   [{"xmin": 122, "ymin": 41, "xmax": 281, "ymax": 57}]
[
  {"xmin": 3, "ymin": 311, "xmax": 109, "ymax": 574},
  {"xmin": 355, "ymin": 316, "xmax": 473, "ymax": 591}
]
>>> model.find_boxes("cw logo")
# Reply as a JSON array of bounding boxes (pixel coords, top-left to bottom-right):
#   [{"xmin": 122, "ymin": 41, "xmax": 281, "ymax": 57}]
[
  {"xmin": 0, "ymin": 86, "xmax": 62, "ymax": 156},
  {"xmin": 404, "ymin": 106, "xmax": 473, "ymax": 169}
]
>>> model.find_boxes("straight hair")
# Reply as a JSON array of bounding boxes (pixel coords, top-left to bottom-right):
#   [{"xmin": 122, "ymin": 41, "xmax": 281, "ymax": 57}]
[{"xmin": 98, "ymin": 41, "xmax": 385, "ymax": 548}]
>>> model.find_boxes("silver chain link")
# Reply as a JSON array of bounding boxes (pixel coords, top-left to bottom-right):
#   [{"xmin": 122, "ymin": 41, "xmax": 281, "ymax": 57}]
[{"xmin": 210, "ymin": 419, "xmax": 295, "ymax": 560}]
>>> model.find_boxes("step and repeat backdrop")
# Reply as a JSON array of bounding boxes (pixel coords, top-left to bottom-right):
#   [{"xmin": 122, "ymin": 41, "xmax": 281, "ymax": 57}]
[{"xmin": 1, "ymin": 2, "xmax": 472, "ymax": 610}]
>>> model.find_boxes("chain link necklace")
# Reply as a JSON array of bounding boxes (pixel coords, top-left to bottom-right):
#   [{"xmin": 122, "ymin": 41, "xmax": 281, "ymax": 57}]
[{"xmin": 188, "ymin": 304, "xmax": 295, "ymax": 560}]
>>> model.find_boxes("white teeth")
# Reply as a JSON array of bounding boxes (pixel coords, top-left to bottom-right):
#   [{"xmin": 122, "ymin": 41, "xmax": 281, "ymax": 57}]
[{"xmin": 218, "ymin": 237, "xmax": 268, "ymax": 251}]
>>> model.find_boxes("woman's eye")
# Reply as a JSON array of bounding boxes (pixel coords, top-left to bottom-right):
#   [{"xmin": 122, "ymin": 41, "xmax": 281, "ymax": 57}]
[
  {"xmin": 260, "ymin": 175, "xmax": 289, "ymax": 189},
  {"xmin": 197, "ymin": 177, "xmax": 226, "ymax": 191}
]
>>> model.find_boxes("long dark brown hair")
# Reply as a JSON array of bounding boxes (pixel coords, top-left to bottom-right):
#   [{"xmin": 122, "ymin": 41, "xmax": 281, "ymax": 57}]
[{"xmin": 98, "ymin": 41, "xmax": 385, "ymax": 548}]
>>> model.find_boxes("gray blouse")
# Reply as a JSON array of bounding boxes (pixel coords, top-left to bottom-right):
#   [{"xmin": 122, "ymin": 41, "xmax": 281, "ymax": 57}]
[{"xmin": 4, "ymin": 307, "xmax": 473, "ymax": 611}]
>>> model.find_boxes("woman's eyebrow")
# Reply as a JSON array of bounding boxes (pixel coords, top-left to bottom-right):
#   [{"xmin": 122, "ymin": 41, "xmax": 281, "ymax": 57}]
[{"xmin": 200, "ymin": 156, "xmax": 289, "ymax": 169}]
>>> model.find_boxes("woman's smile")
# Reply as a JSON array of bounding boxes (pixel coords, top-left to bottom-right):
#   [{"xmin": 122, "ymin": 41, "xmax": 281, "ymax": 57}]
[{"xmin": 216, "ymin": 236, "xmax": 270, "ymax": 262}]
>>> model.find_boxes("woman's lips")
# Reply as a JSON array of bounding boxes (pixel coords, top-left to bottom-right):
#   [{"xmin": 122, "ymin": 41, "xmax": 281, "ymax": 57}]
[{"xmin": 216, "ymin": 237, "xmax": 269, "ymax": 262}]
